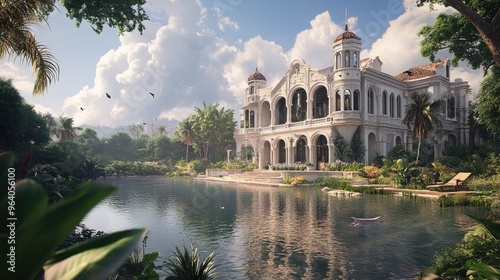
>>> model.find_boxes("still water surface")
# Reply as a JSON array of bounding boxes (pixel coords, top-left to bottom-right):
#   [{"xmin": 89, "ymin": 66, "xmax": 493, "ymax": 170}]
[{"xmin": 84, "ymin": 177, "xmax": 484, "ymax": 279}]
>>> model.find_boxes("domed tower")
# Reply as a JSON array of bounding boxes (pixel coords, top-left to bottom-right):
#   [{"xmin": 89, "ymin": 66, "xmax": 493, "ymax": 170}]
[
  {"xmin": 331, "ymin": 24, "xmax": 362, "ymax": 142},
  {"xmin": 242, "ymin": 68, "xmax": 266, "ymax": 129},
  {"xmin": 246, "ymin": 68, "xmax": 267, "ymax": 103}
]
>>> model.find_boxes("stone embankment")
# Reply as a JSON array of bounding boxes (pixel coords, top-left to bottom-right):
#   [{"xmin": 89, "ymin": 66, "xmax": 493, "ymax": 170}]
[{"xmin": 196, "ymin": 170, "xmax": 476, "ymax": 198}]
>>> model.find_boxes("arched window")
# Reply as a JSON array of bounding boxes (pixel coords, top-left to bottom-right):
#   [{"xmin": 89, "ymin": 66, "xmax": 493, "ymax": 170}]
[
  {"xmin": 249, "ymin": 85, "xmax": 254, "ymax": 94},
  {"xmin": 382, "ymin": 91, "xmax": 388, "ymax": 115},
  {"xmin": 447, "ymin": 96, "xmax": 456, "ymax": 119},
  {"xmin": 344, "ymin": 89, "xmax": 351, "ymax": 110},
  {"xmin": 396, "ymin": 95, "xmax": 402, "ymax": 118},
  {"xmin": 353, "ymin": 52, "xmax": 358, "ymax": 68},
  {"xmin": 336, "ymin": 90, "xmax": 341, "ymax": 111},
  {"xmin": 278, "ymin": 140, "xmax": 286, "ymax": 163},
  {"xmin": 335, "ymin": 52, "xmax": 342, "ymax": 69},
  {"xmin": 353, "ymin": 90, "xmax": 360, "ymax": 110},
  {"xmin": 344, "ymin": 51, "xmax": 350, "ymax": 67},
  {"xmin": 389, "ymin": 93, "xmax": 395, "ymax": 118},
  {"xmin": 368, "ymin": 88, "xmax": 374, "ymax": 114},
  {"xmin": 244, "ymin": 109, "xmax": 249, "ymax": 128},
  {"xmin": 296, "ymin": 138, "xmax": 307, "ymax": 163},
  {"xmin": 249, "ymin": 111, "xmax": 255, "ymax": 127}
]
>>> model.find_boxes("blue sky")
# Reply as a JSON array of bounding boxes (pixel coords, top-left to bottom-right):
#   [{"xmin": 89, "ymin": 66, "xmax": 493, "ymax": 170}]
[{"xmin": 0, "ymin": 0, "xmax": 483, "ymax": 128}]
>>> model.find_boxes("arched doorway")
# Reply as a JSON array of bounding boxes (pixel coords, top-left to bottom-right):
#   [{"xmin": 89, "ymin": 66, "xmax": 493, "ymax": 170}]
[
  {"xmin": 278, "ymin": 139, "xmax": 286, "ymax": 163},
  {"xmin": 316, "ymin": 135, "xmax": 328, "ymax": 170},
  {"xmin": 262, "ymin": 141, "xmax": 271, "ymax": 167},
  {"xmin": 295, "ymin": 138, "xmax": 307, "ymax": 163},
  {"xmin": 368, "ymin": 133, "xmax": 377, "ymax": 163},
  {"xmin": 261, "ymin": 101, "xmax": 271, "ymax": 127}
]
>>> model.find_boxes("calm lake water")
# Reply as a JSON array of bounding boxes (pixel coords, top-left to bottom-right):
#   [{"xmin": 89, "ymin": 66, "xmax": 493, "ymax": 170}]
[{"xmin": 84, "ymin": 177, "xmax": 485, "ymax": 280}]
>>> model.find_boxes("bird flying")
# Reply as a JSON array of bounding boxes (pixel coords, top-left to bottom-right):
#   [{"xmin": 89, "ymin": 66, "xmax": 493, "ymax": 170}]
[
  {"xmin": 106, "ymin": 93, "xmax": 111, "ymax": 98},
  {"xmin": 80, "ymin": 107, "xmax": 84, "ymax": 111},
  {"xmin": 149, "ymin": 92, "xmax": 154, "ymax": 98}
]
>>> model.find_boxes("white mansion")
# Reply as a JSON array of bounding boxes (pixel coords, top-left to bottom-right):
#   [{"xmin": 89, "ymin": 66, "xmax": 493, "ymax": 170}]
[{"xmin": 234, "ymin": 26, "xmax": 471, "ymax": 170}]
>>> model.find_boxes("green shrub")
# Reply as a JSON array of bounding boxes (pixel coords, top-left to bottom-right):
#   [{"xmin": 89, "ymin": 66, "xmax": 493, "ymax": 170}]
[
  {"xmin": 363, "ymin": 165, "xmax": 380, "ymax": 178},
  {"xmin": 283, "ymin": 176, "xmax": 307, "ymax": 185},
  {"xmin": 453, "ymin": 193, "xmax": 470, "ymax": 206},
  {"xmin": 437, "ymin": 195, "xmax": 455, "ymax": 207},
  {"xmin": 313, "ymin": 176, "xmax": 351, "ymax": 189}
]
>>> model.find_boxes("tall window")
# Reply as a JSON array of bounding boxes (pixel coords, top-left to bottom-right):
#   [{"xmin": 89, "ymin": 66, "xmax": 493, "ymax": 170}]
[
  {"xmin": 353, "ymin": 90, "xmax": 360, "ymax": 110},
  {"xmin": 368, "ymin": 88, "xmax": 374, "ymax": 114},
  {"xmin": 249, "ymin": 111, "xmax": 255, "ymax": 127},
  {"xmin": 396, "ymin": 95, "xmax": 401, "ymax": 118},
  {"xmin": 278, "ymin": 140, "xmax": 286, "ymax": 163},
  {"xmin": 353, "ymin": 52, "xmax": 358, "ymax": 68},
  {"xmin": 345, "ymin": 51, "xmax": 350, "ymax": 67},
  {"xmin": 344, "ymin": 89, "xmax": 351, "ymax": 110},
  {"xmin": 249, "ymin": 85, "xmax": 254, "ymax": 94},
  {"xmin": 336, "ymin": 90, "xmax": 341, "ymax": 111},
  {"xmin": 389, "ymin": 93, "xmax": 395, "ymax": 118},
  {"xmin": 296, "ymin": 138, "xmax": 307, "ymax": 163},
  {"xmin": 447, "ymin": 96, "xmax": 456, "ymax": 119},
  {"xmin": 335, "ymin": 52, "xmax": 342, "ymax": 69},
  {"xmin": 382, "ymin": 91, "xmax": 388, "ymax": 115}
]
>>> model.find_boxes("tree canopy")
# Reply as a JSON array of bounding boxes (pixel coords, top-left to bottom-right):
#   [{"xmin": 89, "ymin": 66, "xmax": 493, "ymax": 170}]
[
  {"xmin": 0, "ymin": 78, "xmax": 50, "ymax": 152},
  {"xmin": 474, "ymin": 66, "xmax": 500, "ymax": 134},
  {"xmin": 50, "ymin": 0, "xmax": 149, "ymax": 35},
  {"xmin": 0, "ymin": 0, "xmax": 149, "ymax": 95},
  {"xmin": 180, "ymin": 102, "xmax": 236, "ymax": 162},
  {"xmin": 417, "ymin": 0, "xmax": 500, "ymax": 72}
]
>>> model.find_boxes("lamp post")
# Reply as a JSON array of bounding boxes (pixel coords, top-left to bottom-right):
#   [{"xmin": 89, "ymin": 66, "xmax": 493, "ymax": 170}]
[{"xmin": 226, "ymin": 149, "xmax": 231, "ymax": 169}]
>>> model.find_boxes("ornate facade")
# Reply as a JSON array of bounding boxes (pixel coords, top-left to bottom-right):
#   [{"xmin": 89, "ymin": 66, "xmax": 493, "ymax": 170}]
[{"xmin": 234, "ymin": 26, "xmax": 470, "ymax": 169}]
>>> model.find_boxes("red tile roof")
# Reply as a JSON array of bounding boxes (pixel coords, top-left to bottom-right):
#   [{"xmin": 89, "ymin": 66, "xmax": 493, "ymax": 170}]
[{"xmin": 395, "ymin": 61, "xmax": 447, "ymax": 81}]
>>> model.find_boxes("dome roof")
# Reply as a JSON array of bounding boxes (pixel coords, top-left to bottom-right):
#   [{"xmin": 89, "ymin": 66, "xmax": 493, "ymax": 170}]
[
  {"xmin": 334, "ymin": 25, "xmax": 361, "ymax": 43},
  {"xmin": 247, "ymin": 68, "xmax": 266, "ymax": 82}
]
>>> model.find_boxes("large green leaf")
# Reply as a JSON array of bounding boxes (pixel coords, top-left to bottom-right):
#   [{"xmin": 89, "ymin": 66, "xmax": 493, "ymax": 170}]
[
  {"xmin": 13, "ymin": 181, "xmax": 116, "ymax": 280},
  {"xmin": 466, "ymin": 261, "xmax": 500, "ymax": 279},
  {"xmin": 43, "ymin": 228, "xmax": 147, "ymax": 280}
]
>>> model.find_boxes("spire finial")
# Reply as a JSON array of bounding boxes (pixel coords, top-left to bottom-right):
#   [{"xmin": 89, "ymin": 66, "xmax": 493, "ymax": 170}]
[{"xmin": 345, "ymin": 7, "xmax": 348, "ymax": 28}]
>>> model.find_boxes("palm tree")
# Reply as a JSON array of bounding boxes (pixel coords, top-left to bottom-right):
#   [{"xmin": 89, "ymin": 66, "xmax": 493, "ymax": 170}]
[
  {"xmin": 402, "ymin": 92, "xmax": 443, "ymax": 163},
  {"xmin": 57, "ymin": 116, "xmax": 78, "ymax": 142},
  {"xmin": 0, "ymin": 0, "xmax": 60, "ymax": 95},
  {"xmin": 177, "ymin": 117, "xmax": 195, "ymax": 162}
]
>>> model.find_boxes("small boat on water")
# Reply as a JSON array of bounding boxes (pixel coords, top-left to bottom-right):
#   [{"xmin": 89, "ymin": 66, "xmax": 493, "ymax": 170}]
[{"xmin": 351, "ymin": 216, "xmax": 382, "ymax": 223}]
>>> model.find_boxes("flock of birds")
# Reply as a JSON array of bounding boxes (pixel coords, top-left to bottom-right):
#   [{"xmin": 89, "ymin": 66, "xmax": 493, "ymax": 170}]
[{"xmin": 79, "ymin": 91, "xmax": 155, "ymax": 112}]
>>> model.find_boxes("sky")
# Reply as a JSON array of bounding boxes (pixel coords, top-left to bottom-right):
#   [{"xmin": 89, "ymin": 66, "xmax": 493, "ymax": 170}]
[{"xmin": 0, "ymin": 0, "xmax": 484, "ymax": 129}]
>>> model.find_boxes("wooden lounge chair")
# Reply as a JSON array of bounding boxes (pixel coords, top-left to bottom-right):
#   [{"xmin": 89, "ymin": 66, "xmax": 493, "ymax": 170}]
[{"xmin": 426, "ymin": 172, "xmax": 472, "ymax": 192}]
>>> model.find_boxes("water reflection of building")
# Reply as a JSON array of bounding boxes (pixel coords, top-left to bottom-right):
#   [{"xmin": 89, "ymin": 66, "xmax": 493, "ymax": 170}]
[
  {"xmin": 234, "ymin": 25, "xmax": 471, "ymax": 169},
  {"xmin": 232, "ymin": 186, "xmax": 351, "ymax": 279}
]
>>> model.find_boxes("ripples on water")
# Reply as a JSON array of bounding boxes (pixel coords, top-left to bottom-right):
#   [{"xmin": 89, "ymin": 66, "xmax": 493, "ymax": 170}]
[{"xmin": 84, "ymin": 177, "xmax": 486, "ymax": 280}]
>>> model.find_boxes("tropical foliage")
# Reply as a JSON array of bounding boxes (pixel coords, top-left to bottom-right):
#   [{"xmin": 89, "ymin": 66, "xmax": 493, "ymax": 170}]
[
  {"xmin": 417, "ymin": 0, "xmax": 500, "ymax": 71},
  {"xmin": 421, "ymin": 214, "xmax": 500, "ymax": 279},
  {"xmin": 0, "ymin": 0, "xmax": 59, "ymax": 95},
  {"xmin": 0, "ymin": 152, "xmax": 147, "ymax": 280},
  {"xmin": 402, "ymin": 92, "xmax": 443, "ymax": 163},
  {"xmin": 0, "ymin": 78, "xmax": 50, "ymax": 152},
  {"xmin": 185, "ymin": 102, "xmax": 237, "ymax": 162},
  {"xmin": 56, "ymin": 116, "xmax": 78, "ymax": 142},
  {"xmin": 0, "ymin": 0, "xmax": 149, "ymax": 95},
  {"xmin": 474, "ymin": 65, "xmax": 500, "ymax": 134},
  {"xmin": 163, "ymin": 243, "xmax": 217, "ymax": 280}
]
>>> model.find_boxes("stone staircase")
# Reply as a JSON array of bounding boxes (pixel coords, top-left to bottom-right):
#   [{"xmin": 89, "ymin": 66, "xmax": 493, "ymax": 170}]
[{"xmin": 223, "ymin": 170, "xmax": 284, "ymax": 185}]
